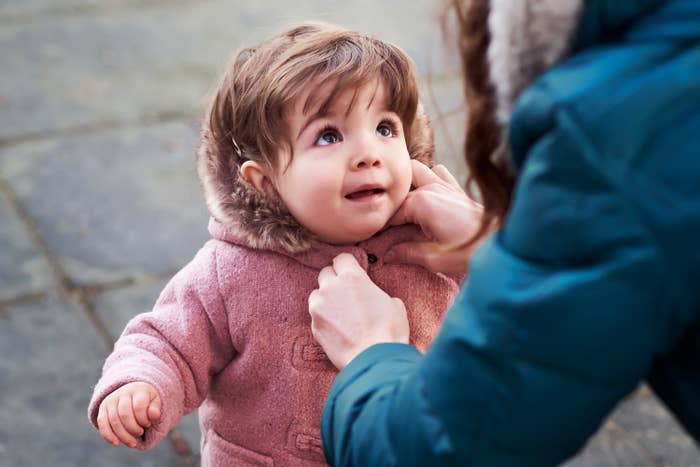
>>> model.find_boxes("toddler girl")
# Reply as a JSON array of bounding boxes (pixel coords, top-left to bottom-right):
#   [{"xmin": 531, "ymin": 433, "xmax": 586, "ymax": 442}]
[{"xmin": 88, "ymin": 22, "xmax": 468, "ymax": 466}]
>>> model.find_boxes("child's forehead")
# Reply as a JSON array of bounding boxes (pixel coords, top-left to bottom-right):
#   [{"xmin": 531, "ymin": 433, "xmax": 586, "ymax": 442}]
[{"xmin": 293, "ymin": 77, "xmax": 391, "ymax": 119}]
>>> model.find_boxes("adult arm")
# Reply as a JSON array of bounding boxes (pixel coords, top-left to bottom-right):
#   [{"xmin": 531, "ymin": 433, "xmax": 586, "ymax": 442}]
[{"xmin": 315, "ymin": 111, "xmax": 681, "ymax": 466}]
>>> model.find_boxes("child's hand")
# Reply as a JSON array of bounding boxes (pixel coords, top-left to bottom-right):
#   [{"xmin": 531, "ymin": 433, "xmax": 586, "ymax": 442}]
[{"xmin": 96, "ymin": 382, "xmax": 161, "ymax": 448}]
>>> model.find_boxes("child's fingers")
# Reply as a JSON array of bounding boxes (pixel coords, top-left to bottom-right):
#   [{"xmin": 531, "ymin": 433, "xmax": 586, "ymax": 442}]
[
  {"xmin": 97, "ymin": 401, "xmax": 120, "ymax": 446},
  {"xmin": 147, "ymin": 392, "xmax": 162, "ymax": 422},
  {"xmin": 132, "ymin": 390, "xmax": 152, "ymax": 428},
  {"xmin": 118, "ymin": 394, "xmax": 145, "ymax": 438},
  {"xmin": 106, "ymin": 402, "xmax": 139, "ymax": 448}
]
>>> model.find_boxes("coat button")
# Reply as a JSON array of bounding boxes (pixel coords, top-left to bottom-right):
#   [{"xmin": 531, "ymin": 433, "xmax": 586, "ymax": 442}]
[{"xmin": 367, "ymin": 253, "xmax": 378, "ymax": 264}]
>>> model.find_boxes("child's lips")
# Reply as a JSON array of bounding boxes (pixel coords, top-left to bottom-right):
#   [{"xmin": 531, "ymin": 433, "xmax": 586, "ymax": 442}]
[{"xmin": 345, "ymin": 187, "xmax": 386, "ymax": 201}]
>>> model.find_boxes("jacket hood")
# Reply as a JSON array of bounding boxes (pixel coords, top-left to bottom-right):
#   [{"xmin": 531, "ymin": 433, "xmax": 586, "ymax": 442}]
[
  {"xmin": 483, "ymin": 0, "xmax": 666, "ymax": 126},
  {"xmin": 486, "ymin": 0, "xmax": 584, "ymax": 126},
  {"xmin": 196, "ymin": 124, "xmax": 317, "ymax": 254},
  {"xmin": 196, "ymin": 108, "xmax": 434, "ymax": 254}
]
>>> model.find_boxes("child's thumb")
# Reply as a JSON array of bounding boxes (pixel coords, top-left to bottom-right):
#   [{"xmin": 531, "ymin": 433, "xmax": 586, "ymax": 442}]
[{"xmin": 147, "ymin": 389, "xmax": 162, "ymax": 421}]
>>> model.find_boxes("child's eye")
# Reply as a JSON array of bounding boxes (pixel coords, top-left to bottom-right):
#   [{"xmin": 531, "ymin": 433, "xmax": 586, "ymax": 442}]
[
  {"xmin": 376, "ymin": 120, "xmax": 397, "ymax": 138},
  {"xmin": 315, "ymin": 127, "xmax": 342, "ymax": 146}
]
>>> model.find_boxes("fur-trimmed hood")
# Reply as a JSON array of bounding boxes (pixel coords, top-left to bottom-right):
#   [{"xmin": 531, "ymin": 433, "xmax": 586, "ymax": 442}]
[
  {"xmin": 456, "ymin": 0, "xmax": 669, "ymax": 221},
  {"xmin": 196, "ymin": 123, "xmax": 317, "ymax": 254},
  {"xmin": 486, "ymin": 0, "xmax": 584, "ymax": 125},
  {"xmin": 196, "ymin": 107, "xmax": 434, "ymax": 254},
  {"xmin": 477, "ymin": 0, "xmax": 668, "ymax": 126}
]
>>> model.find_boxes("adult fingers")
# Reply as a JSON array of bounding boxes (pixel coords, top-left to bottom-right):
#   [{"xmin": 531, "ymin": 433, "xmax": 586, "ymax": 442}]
[
  {"xmin": 410, "ymin": 159, "xmax": 444, "ymax": 188},
  {"xmin": 391, "ymin": 297, "xmax": 407, "ymax": 312},
  {"xmin": 386, "ymin": 193, "xmax": 416, "ymax": 227},
  {"xmin": 97, "ymin": 401, "xmax": 120, "ymax": 446},
  {"xmin": 118, "ymin": 394, "xmax": 144, "ymax": 438},
  {"xmin": 106, "ymin": 401, "xmax": 138, "ymax": 448},
  {"xmin": 388, "ymin": 241, "xmax": 471, "ymax": 276},
  {"xmin": 317, "ymin": 265, "xmax": 336, "ymax": 288},
  {"xmin": 387, "ymin": 188, "xmax": 435, "ymax": 229},
  {"xmin": 331, "ymin": 253, "xmax": 363, "ymax": 276},
  {"xmin": 432, "ymin": 164, "xmax": 465, "ymax": 193},
  {"xmin": 132, "ymin": 390, "xmax": 152, "ymax": 428},
  {"xmin": 384, "ymin": 241, "xmax": 436, "ymax": 271}
]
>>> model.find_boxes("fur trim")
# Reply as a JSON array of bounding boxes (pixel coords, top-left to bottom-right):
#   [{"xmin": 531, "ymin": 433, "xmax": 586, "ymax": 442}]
[
  {"xmin": 488, "ymin": 0, "xmax": 584, "ymax": 124},
  {"xmin": 196, "ymin": 107, "xmax": 434, "ymax": 254},
  {"xmin": 196, "ymin": 126, "xmax": 319, "ymax": 254}
]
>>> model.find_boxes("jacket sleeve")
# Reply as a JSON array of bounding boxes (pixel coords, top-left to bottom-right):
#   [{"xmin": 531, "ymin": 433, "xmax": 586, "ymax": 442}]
[
  {"xmin": 321, "ymin": 109, "xmax": 684, "ymax": 466},
  {"xmin": 88, "ymin": 243, "xmax": 235, "ymax": 449}
]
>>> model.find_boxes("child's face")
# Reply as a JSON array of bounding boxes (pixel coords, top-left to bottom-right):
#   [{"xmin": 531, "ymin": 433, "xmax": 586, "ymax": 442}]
[{"xmin": 273, "ymin": 79, "xmax": 412, "ymax": 245}]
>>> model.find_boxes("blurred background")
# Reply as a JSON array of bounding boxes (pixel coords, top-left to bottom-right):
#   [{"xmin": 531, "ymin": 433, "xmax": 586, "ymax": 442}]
[{"xmin": 0, "ymin": 1, "xmax": 698, "ymax": 466}]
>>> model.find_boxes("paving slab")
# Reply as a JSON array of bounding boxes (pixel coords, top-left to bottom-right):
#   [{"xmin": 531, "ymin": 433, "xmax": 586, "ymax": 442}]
[
  {"xmin": 0, "ymin": 0, "xmax": 456, "ymax": 142},
  {"xmin": 611, "ymin": 392, "xmax": 700, "ymax": 466},
  {"xmin": 0, "ymin": 294, "xmax": 187, "ymax": 467},
  {"xmin": 178, "ymin": 412, "xmax": 202, "ymax": 460},
  {"xmin": 91, "ymin": 276, "xmax": 170, "ymax": 340},
  {"xmin": 0, "ymin": 122, "xmax": 210, "ymax": 286},
  {"xmin": 2, "ymin": 1, "xmax": 698, "ymax": 466},
  {"xmin": 0, "ymin": 194, "xmax": 54, "ymax": 302},
  {"xmin": 564, "ymin": 420, "xmax": 656, "ymax": 467},
  {"xmin": 563, "ymin": 389, "xmax": 700, "ymax": 467}
]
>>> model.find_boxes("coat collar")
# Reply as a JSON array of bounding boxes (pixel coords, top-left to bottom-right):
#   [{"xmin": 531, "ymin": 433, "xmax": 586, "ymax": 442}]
[{"xmin": 208, "ymin": 217, "xmax": 427, "ymax": 270}]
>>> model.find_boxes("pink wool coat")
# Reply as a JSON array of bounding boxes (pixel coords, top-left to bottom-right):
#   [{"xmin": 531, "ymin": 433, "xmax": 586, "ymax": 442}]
[{"xmin": 88, "ymin": 218, "xmax": 460, "ymax": 466}]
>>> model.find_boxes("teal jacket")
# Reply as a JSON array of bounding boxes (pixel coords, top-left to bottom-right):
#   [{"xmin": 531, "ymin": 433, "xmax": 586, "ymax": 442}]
[{"xmin": 321, "ymin": 1, "xmax": 700, "ymax": 465}]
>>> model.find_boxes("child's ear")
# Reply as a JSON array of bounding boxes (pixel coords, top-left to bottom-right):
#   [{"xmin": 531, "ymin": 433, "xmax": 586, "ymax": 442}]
[{"xmin": 240, "ymin": 161, "xmax": 275, "ymax": 196}]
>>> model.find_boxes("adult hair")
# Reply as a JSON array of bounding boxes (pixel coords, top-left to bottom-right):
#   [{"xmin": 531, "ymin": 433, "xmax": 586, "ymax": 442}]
[{"xmin": 452, "ymin": 0, "xmax": 517, "ymax": 242}]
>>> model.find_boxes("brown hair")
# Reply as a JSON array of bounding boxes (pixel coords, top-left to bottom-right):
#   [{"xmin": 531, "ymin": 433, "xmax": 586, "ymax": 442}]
[
  {"xmin": 206, "ymin": 22, "xmax": 432, "ymax": 173},
  {"xmin": 452, "ymin": 0, "xmax": 516, "ymax": 242}
]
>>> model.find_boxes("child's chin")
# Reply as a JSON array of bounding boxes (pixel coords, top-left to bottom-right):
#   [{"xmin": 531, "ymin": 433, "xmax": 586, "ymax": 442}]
[{"xmin": 325, "ymin": 226, "xmax": 384, "ymax": 245}]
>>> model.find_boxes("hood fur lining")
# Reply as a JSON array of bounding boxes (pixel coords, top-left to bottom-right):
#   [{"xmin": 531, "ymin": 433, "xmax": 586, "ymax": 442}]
[{"xmin": 487, "ymin": 0, "xmax": 584, "ymax": 125}]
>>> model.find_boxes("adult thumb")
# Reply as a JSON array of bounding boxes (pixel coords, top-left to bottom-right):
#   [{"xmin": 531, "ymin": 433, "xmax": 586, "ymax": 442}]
[
  {"xmin": 385, "ymin": 241, "xmax": 436, "ymax": 271},
  {"xmin": 386, "ymin": 241, "xmax": 469, "ymax": 276}
]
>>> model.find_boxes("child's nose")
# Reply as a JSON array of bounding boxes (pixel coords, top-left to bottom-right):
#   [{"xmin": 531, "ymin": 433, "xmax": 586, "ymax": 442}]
[
  {"xmin": 354, "ymin": 155, "xmax": 382, "ymax": 169},
  {"xmin": 352, "ymin": 139, "xmax": 382, "ymax": 169}
]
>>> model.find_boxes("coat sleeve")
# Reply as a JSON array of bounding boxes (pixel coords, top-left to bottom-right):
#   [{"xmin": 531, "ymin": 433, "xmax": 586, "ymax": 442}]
[
  {"xmin": 321, "ymin": 109, "xmax": 685, "ymax": 466},
  {"xmin": 88, "ymin": 243, "xmax": 235, "ymax": 449}
]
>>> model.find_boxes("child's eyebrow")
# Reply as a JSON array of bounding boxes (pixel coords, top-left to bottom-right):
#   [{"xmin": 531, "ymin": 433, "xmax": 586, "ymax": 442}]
[
  {"xmin": 296, "ymin": 111, "xmax": 326, "ymax": 141},
  {"xmin": 294, "ymin": 82, "xmax": 391, "ymax": 141}
]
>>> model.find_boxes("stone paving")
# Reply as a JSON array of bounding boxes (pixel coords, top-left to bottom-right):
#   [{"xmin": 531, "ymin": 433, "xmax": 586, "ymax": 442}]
[{"xmin": 0, "ymin": 1, "xmax": 698, "ymax": 466}]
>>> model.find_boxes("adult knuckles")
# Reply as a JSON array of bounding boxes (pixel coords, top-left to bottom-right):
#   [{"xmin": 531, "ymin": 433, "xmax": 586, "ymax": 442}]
[{"xmin": 422, "ymin": 250, "xmax": 443, "ymax": 273}]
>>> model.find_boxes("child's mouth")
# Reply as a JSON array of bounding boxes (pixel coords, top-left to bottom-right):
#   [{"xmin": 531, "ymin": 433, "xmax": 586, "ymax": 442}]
[{"xmin": 345, "ymin": 188, "xmax": 385, "ymax": 200}]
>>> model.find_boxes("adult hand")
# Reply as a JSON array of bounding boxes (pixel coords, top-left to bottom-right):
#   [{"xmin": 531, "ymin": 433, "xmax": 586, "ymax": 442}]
[
  {"xmin": 385, "ymin": 160, "xmax": 487, "ymax": 276},
  {"xmin": 309, "ymin": 253, "xmax": 409, "ymax": 370}
]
